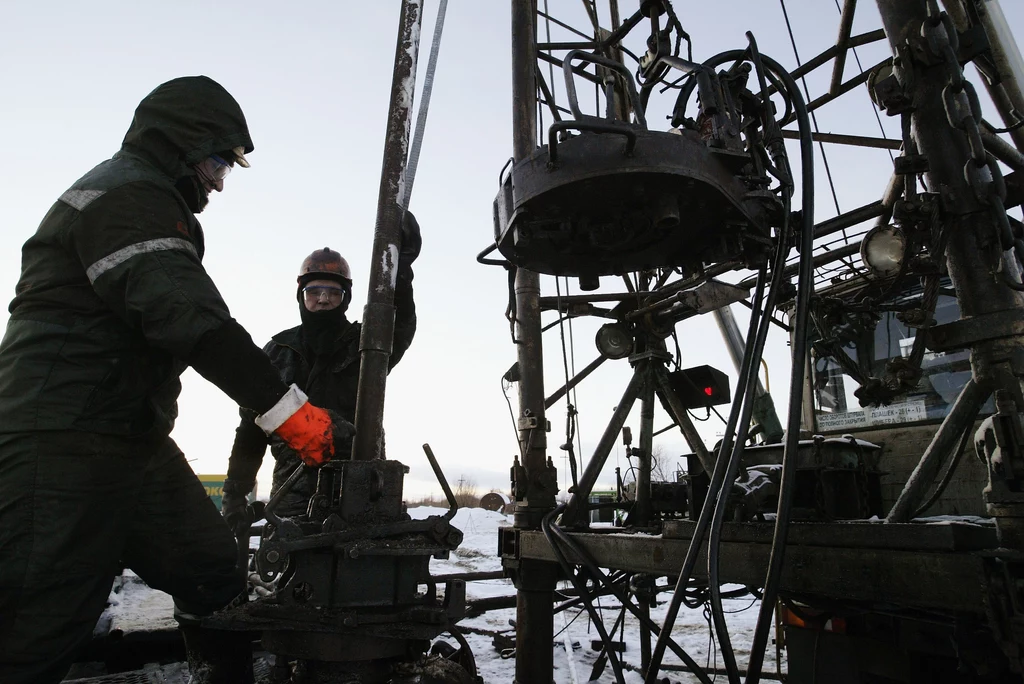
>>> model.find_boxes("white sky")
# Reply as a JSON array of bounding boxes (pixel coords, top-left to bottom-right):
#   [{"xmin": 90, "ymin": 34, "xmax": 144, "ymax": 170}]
[{"xmin": 2, "ymin": 1, "xmax": 1022, "ymax": 500}]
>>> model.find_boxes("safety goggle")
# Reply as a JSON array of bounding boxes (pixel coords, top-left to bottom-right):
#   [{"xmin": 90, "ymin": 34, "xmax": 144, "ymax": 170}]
[
  {"xmin": 195, "ymin": 154, "xmax": 234, "ymax": 183},
  {"xmin": 302, "ymin": 285, "xmax": 347, "ymax": 303}
]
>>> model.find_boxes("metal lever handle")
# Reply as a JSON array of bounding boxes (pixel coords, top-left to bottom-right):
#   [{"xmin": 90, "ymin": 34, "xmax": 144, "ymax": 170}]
[
  {"xmin": 262, "ymin": 463, "xmax": 308, "ymax": 526},
  {"xmin": 548, "ymin": 120, "xmax": 638, "ymax": 165},
  {"xmin": 562, "ymin": 49, "xmax": 647, "ymax": 128},
  {"xmin": 422, "ymin": 443, "xmax": 459, "ymax": 520}
]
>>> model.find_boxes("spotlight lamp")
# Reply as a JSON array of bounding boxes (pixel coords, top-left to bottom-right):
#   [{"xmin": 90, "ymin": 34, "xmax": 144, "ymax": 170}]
[
  {"xmin": 595, "ymin": 323, "xmax": 633, "ymax": 360},
  {"xmin": 860, "ymin": 224, "xmax": 907, "ymax": 278}
]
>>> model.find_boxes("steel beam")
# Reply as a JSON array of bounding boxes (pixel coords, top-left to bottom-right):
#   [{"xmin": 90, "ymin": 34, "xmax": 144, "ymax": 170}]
[
  {"xmin": 513, "ymin": 526, "xmax": 991, "ymax": 615},
  {"xmin": 886, "ymin": 378, "xmax": 990, "ymax": 522},
  {"xmin": 562, "ymin": 367, "xmax": 645, "ymax": 526},
  {"xmin": 830, "ymin": 0, "xmax": 859, "ymax": 96}
]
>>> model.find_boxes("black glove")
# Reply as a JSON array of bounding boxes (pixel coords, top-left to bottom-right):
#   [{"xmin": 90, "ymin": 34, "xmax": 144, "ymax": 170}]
[
  {"xmin": 400, "ymin": 209, "xmax": 421, "ymax": 266},
  {"xmin": 326, "ymin": 409, "xmax": 357, "ymax": 461},
  {"xmin": 222, "ymin": 478, "xmax": 253, "ymax": 531}
]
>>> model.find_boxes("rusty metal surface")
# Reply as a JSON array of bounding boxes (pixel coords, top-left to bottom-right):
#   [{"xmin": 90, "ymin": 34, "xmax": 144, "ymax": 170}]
[
  {"xmin": 493, "ymin": 128, "xmax": 775, "ymax": 278},
  {"xmin": 206, "ymin": 457, "xmax": 465, "ymax": 671},
  {"xmin": 508, "ymin": 4, "xmax": 560, "ymax": 684},
  {"xmin": 511, "ymin": 527, "xmax": 991, "ymax": 614},
  {"xmin": 927, "ymin": 311, "xmax": 1024, "ymax": 353},
  {"xmin": 352, "ymin": 0, "xmax": 423, "ymax": 461},
  {"xmin": 662, "ymin": 519, "xmax": 998, "ymax": 551}
]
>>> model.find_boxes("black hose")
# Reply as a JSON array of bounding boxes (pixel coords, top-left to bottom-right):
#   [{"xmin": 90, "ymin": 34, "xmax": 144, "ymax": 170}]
[
  {"xmin": 445, "ymin": 623, "xmax": 479, "ymax": 678},
  {"xmin": 707, "ymin": 195, "xmax": 793, "ymax": 684},
  {"xmin": 644, "ymin": 43, "xmax": 816, "ymax": 684},
  {"xmin": 644, "ymin": 262, "xmax": 768, "ymax": 684},
  {"xmin": 554, "ymin": 570, "xmax": 629, "ymax": 614},
  {"xmin": 542, "ymin": 506, "xmax": 626, "ymax": 684},
  {"xmin": 706, "ymin": 34, "xmax": 796, "ymax": 684},
  {"xmin": 743, "ymin": 47, "xmax": 816, "ymax": 684},
  {"xmin": 670, "ymin": 57, "xmax": 794, "ymax": 131}
]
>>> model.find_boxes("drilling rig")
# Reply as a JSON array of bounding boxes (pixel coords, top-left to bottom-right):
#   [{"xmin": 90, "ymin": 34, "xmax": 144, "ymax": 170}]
[{"xmin": 486, "ymin": 1, "xmax": 1024, "ymax": 683}]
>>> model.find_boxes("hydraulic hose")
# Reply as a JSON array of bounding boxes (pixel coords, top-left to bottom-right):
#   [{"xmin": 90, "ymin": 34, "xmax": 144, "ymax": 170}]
[
  {"xmin": 741, "ymin": 49, "xmax": 816, "ymax": 684},
  {"xmin": 707, "ymin": 200, "xmax": 792, "ymax": 684},
  {"xmin": 644, "ymin": 263, "xmax": 769, "ymax": 684},
  {"xmin": 645, "ymin": 45, "xmax": 814, "ymax": 684},
  {"xmin": 542, "ymin": 506, "xmax": 627, "ymax": 684},
  {"xmin": 706, "ymin": 33, "xmax": 796, "ymax": 684}
]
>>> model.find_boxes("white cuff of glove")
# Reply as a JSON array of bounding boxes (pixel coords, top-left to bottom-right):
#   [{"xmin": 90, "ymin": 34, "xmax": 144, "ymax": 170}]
[{"xmin": 255, "ymin": 383, "xmax": 308, "ymax": 435}]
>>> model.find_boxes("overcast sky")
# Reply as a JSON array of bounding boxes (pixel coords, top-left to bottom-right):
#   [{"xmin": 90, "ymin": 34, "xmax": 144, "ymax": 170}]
[{"xmin": 2, "ymin": 1, "xmax": 1022, "ymax": 501}]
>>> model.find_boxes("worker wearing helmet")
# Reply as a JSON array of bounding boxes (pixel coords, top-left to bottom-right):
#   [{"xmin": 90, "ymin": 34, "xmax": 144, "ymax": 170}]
[
  {"xmin": 221, "ymin": 218, "xmax": 419, "ymax": 522},
  {"xmin": 0, "ymin": 76, "xmax": 353, "ymax": 684}
]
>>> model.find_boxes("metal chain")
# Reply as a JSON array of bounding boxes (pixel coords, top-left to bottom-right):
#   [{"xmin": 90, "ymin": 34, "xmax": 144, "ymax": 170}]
[{"xmin": 924, "ymin": 2, "xmax": 1019, "ymax": 281}]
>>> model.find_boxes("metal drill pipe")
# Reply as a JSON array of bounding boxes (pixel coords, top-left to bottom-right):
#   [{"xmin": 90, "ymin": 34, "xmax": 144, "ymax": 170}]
[
  {"xmin": 510, "ymin": 0, "xmax": 550, "ymax": 513},
  {"xmin": 511, "ymin": 3, "xmax": 556, "ymax": 683},
  {"xmin": 505, "ymin": 0, "xmax": 548, "ymax": 524},
  {"xmin": 352, "ymin": 0, "xmax": 423, "ymax": 460},
  {"xmin": 975, "ymin": 0, "xmax": 1024, "ymax": 151},
  {"xmin": 635, "ymin": 363, "xmax": 656, "ymax": 526},
  {"xmin": 875, "ymin": 2, "xmax": 1022, "ymax": 329}
]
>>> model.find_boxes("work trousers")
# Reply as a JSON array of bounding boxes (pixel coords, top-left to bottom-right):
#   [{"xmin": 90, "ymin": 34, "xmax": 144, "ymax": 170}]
[{"xmin": 0, "ymin": 431, "xmax": 241, "ymax": 684}]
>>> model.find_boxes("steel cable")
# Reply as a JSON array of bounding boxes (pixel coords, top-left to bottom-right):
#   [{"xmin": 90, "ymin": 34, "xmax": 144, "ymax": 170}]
[{"xmin": 400, "ymin": 0, "xmax": 448, "ymax": 208}]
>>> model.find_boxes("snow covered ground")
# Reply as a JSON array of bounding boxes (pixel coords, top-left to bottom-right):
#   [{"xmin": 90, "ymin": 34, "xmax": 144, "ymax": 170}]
[{"xmin": 96, "ymin": 506, "xmax": 779, "ymax": 683}]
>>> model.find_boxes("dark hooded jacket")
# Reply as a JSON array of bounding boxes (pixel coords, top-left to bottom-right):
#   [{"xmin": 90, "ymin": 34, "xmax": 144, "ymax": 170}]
[{"xmin": 0, "ymin": 76, "xmax": 287, "ymax": 437}]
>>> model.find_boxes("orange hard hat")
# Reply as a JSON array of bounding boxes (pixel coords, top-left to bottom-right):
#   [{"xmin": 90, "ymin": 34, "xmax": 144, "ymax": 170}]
[{"xmin": 298, "ymin": 247, "xmax": 352, "ymax": 285}]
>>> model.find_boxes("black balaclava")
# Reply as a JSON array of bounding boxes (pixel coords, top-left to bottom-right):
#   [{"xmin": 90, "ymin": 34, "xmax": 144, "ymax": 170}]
[
  {"xmin": 297, "ymin": 274, "xmax": 352, "ymax": 355},
  {"xmin": 174, "ymin": 174, "xmax": 209, "ymax": 213}
]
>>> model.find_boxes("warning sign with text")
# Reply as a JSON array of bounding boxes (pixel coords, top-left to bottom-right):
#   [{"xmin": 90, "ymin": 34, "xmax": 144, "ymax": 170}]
[{"xmin": 817, "ymin": 400, "xmax": 928, "ymax": 432}]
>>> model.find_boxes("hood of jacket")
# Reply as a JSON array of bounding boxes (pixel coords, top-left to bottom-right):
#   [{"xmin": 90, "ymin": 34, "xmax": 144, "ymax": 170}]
[{"xmin": 119, "ymin": 75, "xmax": 254, "ymax": 180}]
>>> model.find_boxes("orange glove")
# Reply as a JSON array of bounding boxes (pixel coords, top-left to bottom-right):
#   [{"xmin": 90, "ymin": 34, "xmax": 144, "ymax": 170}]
[{"xmin": 256, "ymin": 385, "xmax": 355, "ymax": 466}]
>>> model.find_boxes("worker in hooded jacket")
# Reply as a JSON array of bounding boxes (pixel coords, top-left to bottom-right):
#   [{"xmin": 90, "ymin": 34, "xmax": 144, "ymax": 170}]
[
  {"xmin": 0, "ymin": 76, "xmax": 356, "ymax": 684},
  {"xmin": 221, "ymin": 234, "xmax": 418, "ymax": 525}
]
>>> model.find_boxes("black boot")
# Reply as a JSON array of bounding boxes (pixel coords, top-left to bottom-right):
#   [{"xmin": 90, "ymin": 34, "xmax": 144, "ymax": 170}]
[{"xmin": 180, "ymin": 624, "xmax": 255, "ymax": 684}]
